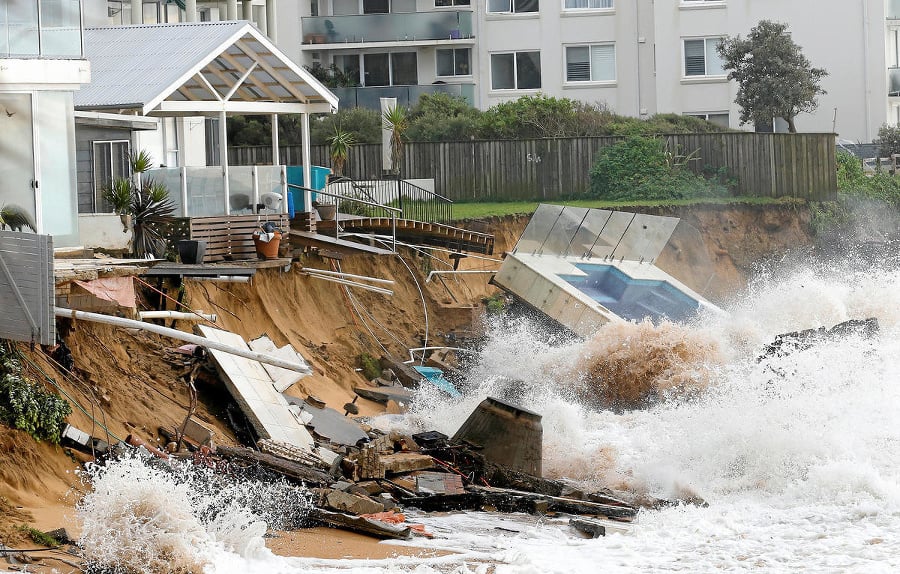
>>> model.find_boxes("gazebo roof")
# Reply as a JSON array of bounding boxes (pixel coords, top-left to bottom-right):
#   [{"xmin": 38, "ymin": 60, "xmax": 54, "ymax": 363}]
[{"xmin": 76, "ymin": 21, "xmax": 338, "ymax": 116}]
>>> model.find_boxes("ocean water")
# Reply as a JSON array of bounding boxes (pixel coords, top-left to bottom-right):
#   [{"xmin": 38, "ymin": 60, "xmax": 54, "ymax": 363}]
[{"xmin": 76, "ymin": 260, "xmax": 900, "ymax": 573}]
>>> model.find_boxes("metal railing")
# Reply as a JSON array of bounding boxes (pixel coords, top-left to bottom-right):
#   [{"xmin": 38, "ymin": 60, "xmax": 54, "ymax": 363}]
[
  {"xmin": 301, "ymin": 11, "xmax": 472, "ymax": 44},
  {"xmin": 288, "ymin": 183, "xmax": 400, "ymax": 252},
  {"xmin": 326, "ymin": 177, "xmax": 452, "ymax": 224}
]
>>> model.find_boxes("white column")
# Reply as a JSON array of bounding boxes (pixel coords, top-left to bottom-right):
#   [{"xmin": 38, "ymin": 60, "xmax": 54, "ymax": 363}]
[
  {"xmin": 185, "ymin": 0, "xmax": 198, "ymax": 22},
  {"xmin": 220, "ymin": 111, "xmax": 230, "ymax": 215},
  {"xmin": 301, "ymin": 112, "xmax": 312, "ymax": 213},
  {"xmin": 242, "ymin": 0, "xmax": 253, "ymax": 21},
  {"xmin": 271, "ymin": 114, "xmax": 280, "ymax": 165},
  {"xmin": 265, "ymin": 0, "xmax": 277, "ymax": 42},
  {"xmin": 131, "ymin": 0, "xmax": 143, "ymax": 24},
  {"xmin": 227, "ymin": 0, "xmax": 238, "ymax": 19}
]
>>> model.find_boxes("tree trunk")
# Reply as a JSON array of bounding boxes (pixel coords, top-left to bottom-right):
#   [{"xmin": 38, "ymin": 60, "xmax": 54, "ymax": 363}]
[{"xmin": 787, "ymin": 116, "xmax": 797, "ymax": 133}]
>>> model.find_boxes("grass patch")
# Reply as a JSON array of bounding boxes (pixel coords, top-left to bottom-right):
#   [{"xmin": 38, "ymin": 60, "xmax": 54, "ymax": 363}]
[
  {"xmin": 17, "ymin": 524, "xmax": 59, "ymax": 547},
  {"xmin": 450, "ymin": 196, "xmax": 804, "ymax": 221}
]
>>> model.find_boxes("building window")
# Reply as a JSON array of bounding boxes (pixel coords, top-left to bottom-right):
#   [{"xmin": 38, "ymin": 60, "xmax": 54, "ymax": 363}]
[
  {"xmin": 688, "ymin": 112, "xmax": 729, "ymax": 128},
  {"xmin": 683, "ymin": 37, "xmax": 725, "ymax": 77},
  {"xmin": 491, "ymin": 51, "xmax": 541, "ymax": 90},
  {"xmin": 361, "ymin": 52, "xmax": 418, "ymax": 86},
  {"xmin": 93, "ymin": 141, "xmax": 131, "ymax": 212},
  {"xmin": 565, "ymin": 44, "xmax": 615, "ymax": 82},
  {"xmin": 487, "ymin": 0, "xmax": 538, "ymax": 14},
  {"xmin": 435, "ymin": 0, "xmax": 471, "ymax": 6},
  {"xmin": 563, "ymin": 0, "xmax": 611, "ymax": 10},
  {"xmin": 437, "ymin": 48, "xmax": 471, "ymax": 76}
]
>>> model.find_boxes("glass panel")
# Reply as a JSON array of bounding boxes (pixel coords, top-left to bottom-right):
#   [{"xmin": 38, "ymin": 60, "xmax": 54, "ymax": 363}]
[
  {"xmin": 228, "ymin": 167, "xmax": 256, "ymax": 214},
  {"xmin": 37, "ymin": 92, "xmax": 78, "ymax": 243},
  {"xmin": 436, "ymin": 49, "xmax": 455, "ymax": 77},
  {"xmin": 708, "ymin": 113, "xmax": 729, "ymax": 128},
  {"xmin": 516, "ymin": 51, "xmax": 541, "ymax": 89},
  {"xmin": 303, "ymin": 11, "xmax": 471, "ymax": 42},
  {"xmin": 364, "ymin": 53, "xmax": 390, "ymax": 86},
  {"xmin": 514, "ymin": 204, "xmax": 563, "ymax": 253},
  {"xmin": 591, "ymin": 210, "xmax": 634, "ymax": 258},
  {"xmin": 540, "ymin": 206, "xmax": 589, "ymax": 255},
  {"xmin": 391, "ymin": 52, "xmax": 417, "ymax": 85},
  {"xmin": 145, "ymin": 168, "xmax": 184, "ymax": 216},
  {"xmin": 0, "ymin": 4, "xmax": 7, "ymax": 55},
  {"xmin": 890, "ymin": 0, "xmax": 900, "ymax": 19},
  {"xmin": 487, "ymin": 0, "xmax": 510, "ymax": 12},
  {"xmin": 705, "ymin": 38, "xmax": 724, "ymax": 75},
  {"xmin": 572, "ymin": 209, "xmax": 612, "ymax": 258},
  {"xmin": 337, "ymin": 54, "xmax": 361, "ymax": 84},
  {"xmin": 590, "ymin": 44, "xmax": 615, "ymax": 81},
  {"xmin": 6, "ymin": 1, "xmax": 40, "ymax": 56},
  {"xmin": 363, "ymin": 0, "xmax": 389, "ymax": 14},
  {"xmin": 491, "ymin": 53, "xmax": 515, "ymax": 90},
  {"xmin": 613, "ymin": 213, "xmax": 680, "ymax": 261},
  {"xmin": 566, "ymin": 46, "xmax": 590, "ymax": 82},
  {"xmin": 0, "ymin": 94, "xmax": 35, "ymax": 228},
  {"xmin": 185, "ymin": 167, "xmax": 227, "ymax": 217},
  {"xmin": 392, "ymin": 0, "xmax": 416, "ymax": 13},
  {"xmin": 455, "ymin": 48, "xmax": 470, "ymax": 75},
  {"xmin": 513, "ymin": 0, "xmax": 538, "ymax": 12},
  {"xmin": 40, "ymin": 0, "xmax": 82, "ymax": 58},
  {"xmin": 684, "ymin": 39, "xmax": 705, "ymax": 76}
]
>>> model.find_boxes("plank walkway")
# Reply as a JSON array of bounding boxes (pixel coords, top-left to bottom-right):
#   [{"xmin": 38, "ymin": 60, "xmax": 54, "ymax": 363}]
[{"xmin": 317, "ymin": 218, "xmax": 495, "ymax": 255}]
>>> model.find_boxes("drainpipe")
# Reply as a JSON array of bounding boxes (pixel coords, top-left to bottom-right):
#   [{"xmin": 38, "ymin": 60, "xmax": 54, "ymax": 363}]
[
  {"xmin": 635, "ymin": 0, "xmax": 642, "ymax": 117},
  {"xmin": 301, "ymin": 112, "xmax": 312, "ymax": 212},
  {"xmin": 220, "ymin": 109, "xmax": 230, "ymax": 214},
  {"xmin": 862, "ymin": 0, "xmax": 872, "ymax": 141}
]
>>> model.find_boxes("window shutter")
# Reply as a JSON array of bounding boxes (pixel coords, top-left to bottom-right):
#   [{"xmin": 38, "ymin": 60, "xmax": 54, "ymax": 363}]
[{"xmin": 684, "ymin": 40, "xmax": 705, "ymax": 76}]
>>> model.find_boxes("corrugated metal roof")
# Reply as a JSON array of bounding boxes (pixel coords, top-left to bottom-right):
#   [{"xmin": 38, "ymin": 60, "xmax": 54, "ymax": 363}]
[{"xmin": 76, "ymin": 21, "xmax": 337, "ymax": 111}]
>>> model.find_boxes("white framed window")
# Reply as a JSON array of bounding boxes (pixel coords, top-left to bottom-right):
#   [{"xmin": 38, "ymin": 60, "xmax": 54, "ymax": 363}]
[
  {"xmin": 683, "ymin": 37, "xmax": 725, "ymax": 77},
  {"xmin": 93, "ymin": 140, "xmax": 131, "ymax": 212},
  {"xmin": 359, "ymin": 52, "xmax": 418, "ymax": 86},
  {"xmin": 437, "ymin": 48, "xmax": 471, "ymax": 77},
  {"xmin": 687, "ymin": 112, "xmax": 729, "ymax": 128},
  {"xmin": 491, "ymin": 51, "xmax": 541, "ymax": 90},
  {"xmin": 487, "ymin": 0, "xmax": 538, "ymax": 14},
  {"xmin": 563, "ymin": 0, "xmax": 611, "ymax": 10},
  {"xmin": 565, "ymin": 44, "xmax": 615, "ymax": 83},
  {"xmin": 681, "ymin": 0, "xmax": 725, "ymax": 5},
  {"xmin": 435, "ymin": 0, "xmax": 470, "ymax": 6}
]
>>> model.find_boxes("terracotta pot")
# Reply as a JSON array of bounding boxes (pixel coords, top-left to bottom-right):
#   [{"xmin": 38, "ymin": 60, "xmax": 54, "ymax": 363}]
[
  {"xmin": 316, "ymin": 204, "xmax": 336, "ymax": 221},
  {"xmin": 252, "ymin": 230, "xmax": 282, "ymax": 260}
]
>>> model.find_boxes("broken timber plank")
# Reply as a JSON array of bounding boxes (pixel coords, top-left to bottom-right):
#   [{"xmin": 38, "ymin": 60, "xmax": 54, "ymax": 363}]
[
  {"xmin": 310, "ymin": 508, "xmax": 411, "ymax": 540},
  {"xmin": 470, "ymin": 486, "xmax": 637, "ymax": 519},
  {"xmin": 216, "ymin": 445, "xmax": 331, "ymax": 485}
]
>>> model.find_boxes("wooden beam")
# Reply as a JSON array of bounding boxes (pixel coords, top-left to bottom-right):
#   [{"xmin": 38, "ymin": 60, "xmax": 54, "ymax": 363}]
[
  {"xmin": 204, "ymin": 59, "xmax": 260, "ymax": 102},
  {"xmin": 217, "ymin": 50, "xmax": 282, "ymax": 102},
  {"xmin": 234, "ymin": 39, "xmax": 309, "ymax": 103}
]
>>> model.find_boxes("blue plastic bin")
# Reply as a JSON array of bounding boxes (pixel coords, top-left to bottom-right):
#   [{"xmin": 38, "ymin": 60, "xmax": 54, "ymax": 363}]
[{"xmin": 286, "ymin": 165, "xmax": 331, "ymax": 212}]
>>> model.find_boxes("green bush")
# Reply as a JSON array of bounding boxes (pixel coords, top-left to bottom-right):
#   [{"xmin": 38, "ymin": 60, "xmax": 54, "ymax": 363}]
[
  {"xmin": 358, "ymin": 353, "xmax": 382, "ymax": 381},
  {"xmin": 310, "ymin": 107, "xmax": 382, "ymax": 145},
  {"xmin": 836, "ymin": 149, "xmax": 900, "ymax": 207},
  {"xmin": 0, "ymin": 344, "xmax": 71, "ymax": 444},
  {"xmin": 407, "ymin": 93, "xmax": 481, "ymax": 142},
  {"xmin": 588, "ymin": 136, "xmax": 731, "ymax": 201},
  {"xmin": 874, "ymin": 124, "xmax": 900, "ymax": 158}
]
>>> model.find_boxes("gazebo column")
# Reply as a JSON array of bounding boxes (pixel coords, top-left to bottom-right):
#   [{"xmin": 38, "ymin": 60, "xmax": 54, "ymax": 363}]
[
  {"xmin": 220, "ymin": 110, "xmax": 231, "ymax": 215},
  {"xmin": 271, "ymin": 114, "xmax": 280, "ymax": 165},
  {"xmin": 301, "ymin": 112, "xmax": 312, "ymax": 213},
  {"xmin": 226, "ymin": 0, "xmax": 238, "ymax": 19},
  {"xmin": 266, "ymin": 0, "xmax": 278, "ymax": 42}
]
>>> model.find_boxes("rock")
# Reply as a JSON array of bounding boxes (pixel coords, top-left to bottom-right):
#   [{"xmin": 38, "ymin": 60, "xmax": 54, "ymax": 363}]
[
  {"xmin": 44, "ymin": 528, "xmax": 74, "ymax": 545},
  {"xmin": 326, "ymin": 490, "xmax": 385, "ymax": 516},
  {"xmin": 380, "ymin": 453, "xmax": 434, "ymax": 475}
]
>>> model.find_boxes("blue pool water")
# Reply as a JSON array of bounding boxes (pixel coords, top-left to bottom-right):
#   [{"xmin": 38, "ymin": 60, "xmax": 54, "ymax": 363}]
[{"xmin": 560, "ymin": 263, "xmax": 700, "ymax": 323}]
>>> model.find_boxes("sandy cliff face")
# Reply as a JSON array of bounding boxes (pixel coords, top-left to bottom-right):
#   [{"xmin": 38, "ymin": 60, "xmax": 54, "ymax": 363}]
[{"xmin": 0, "ymin": 204, "xmax": 814, "ymax": 536}]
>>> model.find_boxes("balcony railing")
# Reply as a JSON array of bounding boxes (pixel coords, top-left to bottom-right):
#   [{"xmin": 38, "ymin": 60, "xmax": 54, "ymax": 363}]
[
  {"xmin": 0, "ymin": 0, "xmax": 84, "ymax": 59},
  {"xmin": 890, "ymin": 67, "xmax": 900, "ymax": 96},
  {"xmin": 302, "ymin": 11, "xmax": 473, "ymax": 45},
  {"xmin": 147, "ymin": 165, "xmax": 287, "ymax": 218},
  {"xmin": 332, "ymin": 83, "xmax": 475, "ymax": 109}
]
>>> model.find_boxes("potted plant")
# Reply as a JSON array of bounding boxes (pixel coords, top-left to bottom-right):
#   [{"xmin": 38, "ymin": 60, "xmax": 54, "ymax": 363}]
[
  {"xmin": 0, "ymin": 204, "xmax": 36, "ymax": 232},
  {"xmin": 252, "ymin": 220, "xmax": 282, "ymax": 260}
]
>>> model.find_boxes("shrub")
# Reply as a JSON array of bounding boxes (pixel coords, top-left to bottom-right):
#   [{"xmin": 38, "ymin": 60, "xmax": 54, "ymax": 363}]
[
  {"xmin": 874, "ymin": 124, "xmax": 900, "ymax": 158},
  {"xmin": 407, "ymin": 93, "xmax": 480, "ymax": 142},
  {"xmin": 589, "ymin": 136, "xmax": 732, "ymax": 201},
  {"xmin": 0, "ymin": 344, "xmax": 71, "ymax": 444},
  {"xmin": 358, "ymin": 353, "xmax": 382, "ymax": 381},
  {"xmin": 310, "ymin": 108, "xmax": 382, "ymax": 145}
]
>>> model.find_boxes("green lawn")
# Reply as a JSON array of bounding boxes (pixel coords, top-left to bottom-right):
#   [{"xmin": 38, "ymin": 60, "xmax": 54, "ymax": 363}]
[{"xmin": 449, "ymin": 196, "xmax": 805, "ymax": 221}]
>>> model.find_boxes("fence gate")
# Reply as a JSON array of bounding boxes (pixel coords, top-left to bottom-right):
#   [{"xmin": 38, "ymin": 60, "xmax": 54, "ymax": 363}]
[{"xmin": 0, "ymin": 231, "xmax": 55, "ymax": 345}]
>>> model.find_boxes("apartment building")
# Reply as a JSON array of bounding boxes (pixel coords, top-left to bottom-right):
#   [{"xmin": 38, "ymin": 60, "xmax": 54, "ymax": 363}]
[{"xmin": 90, "ymin": 0, "xmax": 896, "ymax": 142}]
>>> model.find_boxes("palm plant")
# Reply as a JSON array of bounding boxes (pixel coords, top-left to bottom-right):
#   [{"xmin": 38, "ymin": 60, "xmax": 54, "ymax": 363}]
[
  {"xmin": 0, "ymin": 205, "xmax": 36, "ymax": 232},
  {"xmin": 327, "ymin": 127, "xmax": 355, "ymax": 178},
  {"xmin": 130, "ymin": 179, "xmax": 175, "ymax": 259},
  {"xmin": 382, "ymin": 105, "xmax": 409, "ymax": 177}
]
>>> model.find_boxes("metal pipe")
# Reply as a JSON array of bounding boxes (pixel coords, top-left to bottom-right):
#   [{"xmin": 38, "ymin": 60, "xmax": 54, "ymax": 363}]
[
  {"xmin": 184, "ymin": 276, "xmax": 252, "ymax": 283},
  {"xmin": 139, "ymin": 311, "xmax": 217, "ymax": 322},
  {"xmin": 406, "ymin": 346, "xmax": 479, "ymax": 362},
  {"xmin": 300, "ymin": 267, "xmax": 394, "ymax": 285},
  {"xmin": 55, "ymin": 308, "xmax": 311, "ymax": 374},
  {"xmin": 303, "ymin": 273, "xmax": 394, "ymax": 295}
]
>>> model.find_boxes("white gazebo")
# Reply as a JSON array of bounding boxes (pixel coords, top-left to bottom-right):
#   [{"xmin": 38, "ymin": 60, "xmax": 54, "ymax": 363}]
[{"xmin": 76, "ymin": 20, "xmax": 337, "ymax": 216}]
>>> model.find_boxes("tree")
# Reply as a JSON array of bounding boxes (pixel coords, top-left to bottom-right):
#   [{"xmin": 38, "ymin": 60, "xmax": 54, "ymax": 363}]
[
  {"xmin": 382, "ymin": 105, "xmax": 409, "ymax": 177},
  {"xmin": 717, "ymin": 20, "xmax": 827, "ymax": 133}
]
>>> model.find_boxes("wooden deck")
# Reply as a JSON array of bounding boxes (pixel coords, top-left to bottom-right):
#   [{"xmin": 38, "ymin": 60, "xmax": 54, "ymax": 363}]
[{"xmin": 316, "ymin": 217, "xmax": 495, "ymax": 255}]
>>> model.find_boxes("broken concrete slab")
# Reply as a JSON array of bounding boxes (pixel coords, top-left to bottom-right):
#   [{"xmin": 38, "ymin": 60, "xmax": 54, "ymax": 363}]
[
  {"xmin": 283, "ymin": 394, "xmax": 368, "ymax": 446},
  {"xmin": 353, "ymin": 385, "xmax": 414, "ymax": 405},
  {"xmin": 249, "ymin": 335, "xmax": 311, "ymax": 392},
  {"xmin": 197, "ymin": 325, "xmax": 314, "ymax": 450},
  {"xmin": 416, "ymin": 471, "xmax": 465, "ymax": 495},
  {"xmin": 310, "ymin": 508, "xmax": 411, "ymax": 540},
  {"xmin": 452, "ymin": 396, "xmax": 543, "ymax": 476},
  {"xmin": 326, "ymin": 490, "xmax": 385, "ymax": 515}
]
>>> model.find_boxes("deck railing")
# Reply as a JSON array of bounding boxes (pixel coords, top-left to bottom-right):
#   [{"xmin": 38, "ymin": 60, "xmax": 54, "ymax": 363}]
[{"xmin": 325, "ymin": 177, "xmax": 452, "ymax": 224}]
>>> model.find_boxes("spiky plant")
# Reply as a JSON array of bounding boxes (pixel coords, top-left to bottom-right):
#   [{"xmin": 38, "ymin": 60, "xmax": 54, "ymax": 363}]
[
  {"xmin": 101, "ymin": 178, "xmax": 134, "ymax": 215},
  {"xmin": 382, "ymin": 105, "xmax": 409, "ymax": 177},
  {"xmin": 131, "ymin": 179, "xmax": 175, "ymax": 259},
  {"xmin": 326, "ymin": 127, "xmax": 356, "ymax": 177},
  {"xmin": 0, "ymin": 205, "xmax": 36, "ymax": 232}
]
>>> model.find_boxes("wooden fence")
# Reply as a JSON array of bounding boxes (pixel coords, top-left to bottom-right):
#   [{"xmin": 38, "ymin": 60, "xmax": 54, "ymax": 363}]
[{"xmin": 229, "ymin": 133, "xmax": 838, "ymax": 202}]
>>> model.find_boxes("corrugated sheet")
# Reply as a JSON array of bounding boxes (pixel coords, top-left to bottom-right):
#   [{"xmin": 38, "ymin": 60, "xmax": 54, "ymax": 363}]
[
  {"xmin": 77, "ymin": 21, "xmax": 335, "ymax": 110},
  {"xmin": 0, "ymin": 231, "xmax": 55, "ymax": 346}
]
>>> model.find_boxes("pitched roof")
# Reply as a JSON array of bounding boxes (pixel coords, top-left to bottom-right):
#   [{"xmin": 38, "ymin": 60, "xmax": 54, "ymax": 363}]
[{"xmin": 77, "ymin": 21, "xmax": 337, "ymax": 114}]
